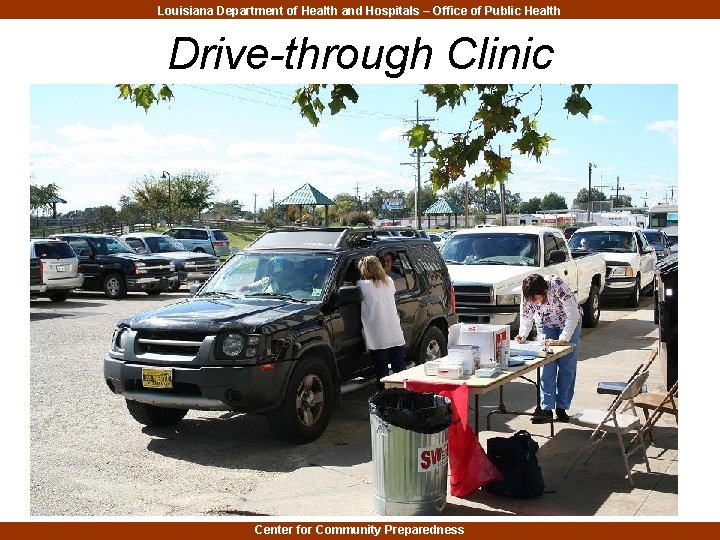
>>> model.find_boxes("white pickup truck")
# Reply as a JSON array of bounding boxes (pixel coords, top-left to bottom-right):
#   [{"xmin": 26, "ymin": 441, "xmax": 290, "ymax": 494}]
[{"xmin": 439, "ymin": 226, "xmax": 607, "ymax": 335}]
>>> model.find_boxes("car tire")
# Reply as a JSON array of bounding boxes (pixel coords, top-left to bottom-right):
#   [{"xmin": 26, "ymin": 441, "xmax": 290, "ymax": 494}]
[
  {"xmin": 169, "ymin": 281, "xmax": 182, "ymax": 292},
  {"xmin": 48, "ymin": 290, "xmax": 70, "ymax": 303},
  {"xmin": 414, "ymin": 325, "xmax": 447, "ymax": 366},
  {"xmin": 626, "ymin": 277, "xmax": 641, "ymax": 308},
  {"xmin": 643, "ymin": 276, "xmax": 656, "ymax": 297},
  {"xmin": 102, "ymin": 272, "xmax": 127, "ymax": 299},
  {"xmin": 581, "ymin": 284, "xmax": 601, "ymax": 328},
  {"xmin": 125, "ymin": 399, "xmax": 188, "ymax": 427},
  {"xmin": 193, "ymin": 248, "xmax": 206, "ymax": 253},
  {"xmin": 146, "ymin": 290, "xmax": 162, "ymax": 296},
  {"xmin": 266, "ymin": 355, "xmax": 334, "ymax": 444}
]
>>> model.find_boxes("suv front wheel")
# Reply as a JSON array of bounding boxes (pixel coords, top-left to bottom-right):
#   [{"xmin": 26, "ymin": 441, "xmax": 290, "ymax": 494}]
[
  {"xmin": 266, "ymin": 355, "xmax": 334, "ymax": 444},
  {"xmin": 413, "ymin": 325, "xmax": 447, "ymax": 366},
  {"xmin": 103, "ymin": 272, "xmax": 127, "ymax": 299}
]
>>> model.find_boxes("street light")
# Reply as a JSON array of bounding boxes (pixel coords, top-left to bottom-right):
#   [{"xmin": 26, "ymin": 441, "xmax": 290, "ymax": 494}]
[
  {"xmin": 161, "ymin": 170, "xmax": 171, "ymax": 225},
  {"xmin": 587, "ymin": 162, "xmax": 597, "ymax": 222}
]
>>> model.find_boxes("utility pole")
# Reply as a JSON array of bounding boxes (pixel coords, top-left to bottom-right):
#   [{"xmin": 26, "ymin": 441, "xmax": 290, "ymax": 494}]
[
  {"xmin": 641, "ymin": 192, "xmax": 649, "ymax": 208},
  {"xmin": 253, "ymin": 193, "xmax": 257, "ymax": 226},
  {"xmin": 401, "ymin": 99, "xmax": 434, "ymax": 229},
  {"xmin": 614, "ymin": 175, "xmax": 625, "ymax": 207},
  {"xmin": 587, "ymin": 162, "xmax": 597, "ymax": 222},
  {"xmin": 464, "ymin": 181, "xmax": 469, "ymax": 227},
  {"xmin": 669, "ymin": 184, "xmax": 677, "ymax": 203},
  {"xmin": 355, "ymin": 182, "xmax": 361, "ymax": 211},
  {"xmin": 499, "ymin": 146, "xmax": 507, "ymax": 226}
]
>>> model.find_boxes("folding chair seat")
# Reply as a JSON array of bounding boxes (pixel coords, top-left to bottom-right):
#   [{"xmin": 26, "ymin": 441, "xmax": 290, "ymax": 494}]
[
  {"xmin": 630, "ymin": 381, "xmax": 678, "ymax": 444},
  {"xmin": 564, "ymin": 370, "xmax": 651, "ymax": 487},
  {"xmin": 596, "ymin": 345, "xmax": 657, "ymax": 395}
]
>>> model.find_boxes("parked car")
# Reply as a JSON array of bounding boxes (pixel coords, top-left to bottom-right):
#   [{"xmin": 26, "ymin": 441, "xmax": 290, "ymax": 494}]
[
  {"xmin": 664, "ymin": 226, "xmax": 678, "ymax": 253},
  {"xmin": 440, "ymin": 226, "xmax": 606, "ymax": 334},
  {"xmin": 427, "ymin": 232, "xmax": 444, "ymax": 248},
  {"xmin": 641, "ymin": 229, "xmax": 674, "ymax": 260},
  {"xmin": 49, "ymin": 233, "xmax": 178, "ymax": 299},
  {"xmin": 568, "ymin": 225, "xmax": 657, "ymax": 307},
  {"xmin": 29, "ymin": 238, "xmax": 84, "ymax": 302},
  {"xmin": 30, "ymin": 257, "xmax": 46, "ymax": 297},
  {"xmin": 121, "ymin": 232, "xmax": 220, "ymax": 290},
  {"xmin": 104, "ymin": 227, "xmax": 457, "ymax": 443},
  {"xmin": 162, "ymin": 227, "xmax": 231, "ymax": 257}
]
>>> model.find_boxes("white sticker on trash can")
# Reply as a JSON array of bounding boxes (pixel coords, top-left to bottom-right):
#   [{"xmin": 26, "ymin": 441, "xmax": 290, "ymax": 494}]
[{"xmin": 417, "ymin": 442, "xmax": 448, "ymax": 472}]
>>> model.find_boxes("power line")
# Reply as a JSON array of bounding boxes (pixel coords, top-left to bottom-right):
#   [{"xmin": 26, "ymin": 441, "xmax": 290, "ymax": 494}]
[{"xmin": 400, "ymin": 100, "xmax": 435, "ymax": 228}]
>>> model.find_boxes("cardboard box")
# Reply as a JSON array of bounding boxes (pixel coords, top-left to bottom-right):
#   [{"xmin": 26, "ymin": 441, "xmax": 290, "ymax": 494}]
[{"xmin": 448, "ymin": 323, "xmax": 510, "ymax": 368}]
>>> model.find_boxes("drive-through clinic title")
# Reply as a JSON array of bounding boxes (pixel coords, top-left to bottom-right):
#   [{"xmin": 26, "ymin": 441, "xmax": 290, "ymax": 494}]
[{"xmin": 168, "ymin": 36, "xmax": 555, "ymax": 78}]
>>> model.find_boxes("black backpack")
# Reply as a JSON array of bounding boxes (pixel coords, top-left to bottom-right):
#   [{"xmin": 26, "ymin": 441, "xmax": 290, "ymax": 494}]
[{"xmin": 484, "ymin": 430, "xmax": 545, "ymax": 498}]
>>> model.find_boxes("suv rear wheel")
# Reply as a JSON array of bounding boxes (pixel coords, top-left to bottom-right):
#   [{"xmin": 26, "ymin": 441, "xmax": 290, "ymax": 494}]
[
  {"xmin": 267, "ymin": 355, "xmax": 334, "ymax": 444},
  {"xmin": 581, "ymin": 284, "xmax": 601, "ymax": 327},
  {"xmin": 125, "ymin": 399, "xmax": 188, "ymax": 427},
  {"xmin": 414, "ymin": 325, "xmax": 447, "ymax": 365},
  {"xmin": 626, "ymin": 277, "xmax": 641, "ymax": 308}
]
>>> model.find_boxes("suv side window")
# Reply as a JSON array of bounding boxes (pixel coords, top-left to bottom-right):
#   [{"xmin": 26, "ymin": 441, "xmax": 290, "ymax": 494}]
[
  {"xmin": 553, "ymin": 234, "xmax": 570, "ymax": 260},
  {"xmin": 190, "ymin": 229, "xmax": 209, "ymax": 240},
  {"xmin": 394, "ymin": 252, "xmax": 416, "ymax": 293},
  {"xmin": 65, "ymin": 238, "xmax": 92, "ymax": 256},
  {"xmin": 175, "ymin": 229, "xmax": 189, "ymax": 239},
  {"xmin": 543, "ymin": 234, "xmax": 559, "ymax": 265}
]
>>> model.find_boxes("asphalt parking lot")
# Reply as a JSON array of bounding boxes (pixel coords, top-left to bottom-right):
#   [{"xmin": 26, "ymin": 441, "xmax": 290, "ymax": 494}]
[{"xmin": 29, "ymin": 289, "xmax": 676, "ymax": 516}]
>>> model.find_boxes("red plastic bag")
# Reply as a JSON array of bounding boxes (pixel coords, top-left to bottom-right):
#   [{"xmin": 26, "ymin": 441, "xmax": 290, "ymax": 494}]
[{"xmin": 404, "ymin": 381, "xmax": 503, "ymax": 497}]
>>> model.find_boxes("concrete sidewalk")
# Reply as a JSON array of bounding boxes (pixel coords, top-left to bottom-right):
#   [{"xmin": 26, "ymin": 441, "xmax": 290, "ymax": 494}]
[{"xmin": 240, "ymin": 301, "xmax": 677, "ymax": 517}]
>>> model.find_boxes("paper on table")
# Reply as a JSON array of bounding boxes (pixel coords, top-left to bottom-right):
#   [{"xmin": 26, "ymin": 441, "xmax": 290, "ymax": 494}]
[{"xmin": 509, "ymin": 340, "xmax": 546, "ymax": 356}]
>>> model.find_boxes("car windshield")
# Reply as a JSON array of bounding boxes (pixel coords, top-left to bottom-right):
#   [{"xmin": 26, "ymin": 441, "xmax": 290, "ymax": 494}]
[
  {"xmin": 643, "ymin": 232, "xmax": 663, "ymax": 243},
  {"xmin": 440, "ymin": 233, "xmax": 539, "ymax": 266},
  {"xmin": 145, "ymin": 236, "xmax": 186, "ymax": 252},
  {"xmin": 199, "ymin": 252, "xmax": 337, "ymax": 302},
  {"xmin": 568, "ymin": 231, "xmax": 637, "ymax": 253},
  {"xmin": 87, "ymin": 237, "xmax": 135, "ymax": 255}
]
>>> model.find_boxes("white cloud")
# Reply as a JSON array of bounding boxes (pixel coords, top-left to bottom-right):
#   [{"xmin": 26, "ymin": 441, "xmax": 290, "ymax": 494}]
[
  {"xmin": 378, "ymin": 126, "xmax": 405, "ymax": 142},
  {"xmin": 590, "ymin": 114, "xmax": 610, "ymax": 125},
  {"xmin": 646, "ymin": 120, "xmax": 677, "ymax": 147}
]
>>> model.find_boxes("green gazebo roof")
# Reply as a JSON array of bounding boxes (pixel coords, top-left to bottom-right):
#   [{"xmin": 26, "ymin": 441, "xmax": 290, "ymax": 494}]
[
  {"xmin": 423, "ymin": 198, "xmax": 461, "ymax": 215},
  {"xmin": 278, "ymin": 183, "xmax": 334, "ymax": 206}
]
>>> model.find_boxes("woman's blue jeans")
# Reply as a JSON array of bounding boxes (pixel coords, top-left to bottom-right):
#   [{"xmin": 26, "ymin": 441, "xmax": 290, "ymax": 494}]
[
  {"xmin": 537, "ymin": 323, "xmax": 582, "ymax": 411},
  {"xmin": 370, "ymin": 346, "xmax": 406, "ymax": 383}
]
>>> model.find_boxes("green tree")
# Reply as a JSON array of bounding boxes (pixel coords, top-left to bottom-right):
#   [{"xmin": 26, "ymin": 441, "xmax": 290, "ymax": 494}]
[
  {"xmin": 404, "ymin": 184, "xmax": 435, "ymax": 215},
  {"xmin": 573, "ymin": 187, "xmax": 607, "ymax": 205},
  {"xmin": 519, "ymin": 197, "xmax": 542, "ymax": 214},
  {"xmin": 118, "ymin": 195, "xmax": 146, "ymax": 225},
  {"xmin": 94, "ymin": 205, "xmax": 118, "ymax": 227},
  {"xmin": 292, "ymin": 84, "xmax": 591, "ymax": 194},
  {"xmin": 366, "ymin": 188, "xmax": 407, "ymax": 218},
  {"xmin": 116, "ymin": 84, "xmax": 174, "ymax": 111},
  {"xmin": 541, "ymin": 192, "xmax": 567, "ymax": 210},
  {"xmin": 334, "ymin": 193, "xmax": 361, "ymax": 215},
  {"xmin": 611, "ymin": 194, "xmax": 633, "ymax": 208},
  {"xmin": 212, "ymin": 199, "xmax": 244, "ymax": 220},
  {"xmin": 30, "ymin": 183, "xmax": 61, "ymax": 220},
  {"xmin": 172, "ymin": 171, "xmax": 217, "ymax": 223},
  {"xmin": 482, "ymin": 189, "xmax": 522, "ymax": 214},
  {"xmin": 441, "ymin": 182, "xmax": 483, "ymax": 213}
]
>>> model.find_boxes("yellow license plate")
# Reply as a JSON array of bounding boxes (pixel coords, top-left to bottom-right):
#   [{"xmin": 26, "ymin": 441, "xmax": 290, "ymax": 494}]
[{"xmin": 141, "ymin": 368, "xmax": 173, "ymax": 389}]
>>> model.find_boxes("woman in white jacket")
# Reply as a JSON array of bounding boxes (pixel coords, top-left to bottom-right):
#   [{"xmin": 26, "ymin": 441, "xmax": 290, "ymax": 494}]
[{"xmin": 357, "ymin": 255, "xmax": 406, "ymax": 391}]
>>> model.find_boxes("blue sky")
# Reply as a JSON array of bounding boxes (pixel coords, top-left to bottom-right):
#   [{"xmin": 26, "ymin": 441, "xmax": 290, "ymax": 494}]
[{"xmin": 29, "ymin": 84, "xmax": 677, "ymax": 215}]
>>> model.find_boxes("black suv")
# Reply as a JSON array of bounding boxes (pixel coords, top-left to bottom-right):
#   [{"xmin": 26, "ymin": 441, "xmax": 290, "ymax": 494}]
[
  {"xmin": 104, "ymin": 227, "xmax": 457, "ymax": 443},
  {"xmin": 50, "ymin": 234, "xmax": 178, "ymax": 299}
]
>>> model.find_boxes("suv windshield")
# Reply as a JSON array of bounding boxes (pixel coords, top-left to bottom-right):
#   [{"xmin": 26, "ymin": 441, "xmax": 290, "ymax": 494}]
[
  {"xmin": 212, "ymin": 230, "xmax": 229, "ymax": 241},
  {"xmin": 200, "ymin": 252, "xmax": 337, "ymax": 301},
  {"xmin": 87, "ymin": 237, "xmax": 135, "ymax": 255},
  {"xmin": 568, "ymin": 231, "xmax": 637, "ymax": 253},
  {"xmin": 440, "ymin": 233, "xmax": 539, "ymax": 266},
  {"xmin": 145, "ymin": 236, "xmax": 186, "ymax": 252}
]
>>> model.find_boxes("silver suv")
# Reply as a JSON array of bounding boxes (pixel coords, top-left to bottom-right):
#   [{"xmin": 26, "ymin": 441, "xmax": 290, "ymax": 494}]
[
  {"xmin": 29, "ymin": 239, "xmax": 84, "ymax": 302},
  {"xmin": 162, "ymin": 227, "xmax": 231, "ymax": 257}
]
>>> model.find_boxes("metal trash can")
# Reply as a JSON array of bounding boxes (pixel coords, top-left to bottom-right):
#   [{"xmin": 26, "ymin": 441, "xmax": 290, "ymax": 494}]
[
  {"xmin": 369, "ymin": 388, "xmax": 453, "ymax": 516},
  {"xmin": 655, "ymin": 252, "xmax": 678, "ymax": 391}
]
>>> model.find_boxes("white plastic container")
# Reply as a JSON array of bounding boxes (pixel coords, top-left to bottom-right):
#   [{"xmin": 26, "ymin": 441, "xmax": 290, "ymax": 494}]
[
  {"xmin": 447, "ymin": 345, "xmax": 481, "ymax": 374},
  {"xmin": 423, "ymin": 359, "xmax": 444, "ymax": 376},
  {"xmin": 448, "ymin": 323, "xmax": 510, "ymax": 368},
  {"xmin": 436, "ymin": 364, "xmax": 464, "ymax": 380}
]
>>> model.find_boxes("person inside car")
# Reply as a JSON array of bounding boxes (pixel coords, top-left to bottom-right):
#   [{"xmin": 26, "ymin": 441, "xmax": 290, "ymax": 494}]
[
  {"xmin": 464, "ymin": 238, "xmax": 487, "ymax": 263},
  {"xmin": 379, "ymin": 250, "xmax": 402, "ymax": 281}
]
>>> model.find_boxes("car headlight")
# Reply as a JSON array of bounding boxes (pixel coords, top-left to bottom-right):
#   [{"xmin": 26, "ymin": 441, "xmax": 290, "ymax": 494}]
[
  {"xmin": 610, "ymin": 266, "xmax": 634, "ymax": 277},
  {"xmin": 496, "ymin": 293, "xmax": 521, "ymax": 305},
  {"xmin": 113, "ymin": 327, "xmax": 131, "ymax": 352},
  {"xmin": 221, "ymin": 333, "xmax": 245, "ymax": 357}
]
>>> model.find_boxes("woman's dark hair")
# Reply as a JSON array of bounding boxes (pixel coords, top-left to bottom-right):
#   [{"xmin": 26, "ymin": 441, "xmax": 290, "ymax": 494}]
[{"xmin": 522, "ymin": 274, "xmax": 549, "ymax": 299}]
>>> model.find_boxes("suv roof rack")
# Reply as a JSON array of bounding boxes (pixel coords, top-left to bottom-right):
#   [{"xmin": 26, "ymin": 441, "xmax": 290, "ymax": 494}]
[{"xmin": 247, "ymin": 226, "xmax": 429, "ymax": 251}]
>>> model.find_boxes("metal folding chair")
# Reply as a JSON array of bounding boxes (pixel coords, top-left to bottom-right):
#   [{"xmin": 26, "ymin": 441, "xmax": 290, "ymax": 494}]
[
  {"xmin": 596, "ymin": 345, "xmax": 657, "ymax": 396},
  {"xmin": 629, "ymin": 381, "xmax": 678, "ymax": 446},
  {"xmin": 564, "ymin": 370, "xmax": 651, "ymax": 487}
]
